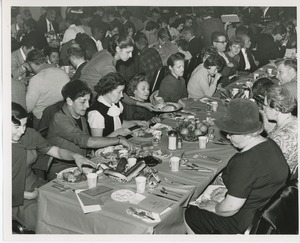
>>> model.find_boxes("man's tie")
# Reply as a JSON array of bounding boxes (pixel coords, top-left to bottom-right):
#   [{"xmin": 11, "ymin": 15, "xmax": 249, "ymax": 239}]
[{"xmin": 49, "ymin": 22, "xmax": 52, "ymax": 32}]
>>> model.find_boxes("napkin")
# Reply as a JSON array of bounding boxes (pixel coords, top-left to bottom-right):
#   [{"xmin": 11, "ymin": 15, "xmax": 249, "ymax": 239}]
[
  {"xmin": 138, "ymin": 194, "xmax": 173, "ymax": 214},
  {"xmin": 189, "ymin": 185, "xmax": 226, "ymax": 206},
  {"xmin": 75, "ymin": 189, "xmax": 101, "ymax": 214}
]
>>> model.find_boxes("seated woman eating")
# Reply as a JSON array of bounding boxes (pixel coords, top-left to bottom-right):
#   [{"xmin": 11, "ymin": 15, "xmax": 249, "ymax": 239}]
[
  {"xmin": 87, "ymin": 72, "xmax": 148, "ymax": 137},
  {"xmin": 187, "ymin": 52, "xmax": 224, "ymax": 99},
  {"xmin": 123, "ymin": 73, "xmax": 161, "ymax": 123},
  {"xmin": 12, "ymin": 102, "xmax": 95, "ymax": 231},
  {"xmin": 157, "ymin": 52, "xmax": 188, "ymax": 106},
  {"xmin": 261, "ymin": 85, "xmax": 297, "ymax": 172},
  {"xmin": 185, "ymin": 98, "xmax": 289, "ymax": 234}
]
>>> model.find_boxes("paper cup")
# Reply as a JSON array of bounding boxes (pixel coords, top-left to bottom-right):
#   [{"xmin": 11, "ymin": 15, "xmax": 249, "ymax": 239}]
[
  {"xmin": 211, "ymin": 101, "xmax": 218, "ymax": 112},
  {"xmin": 198, "ymin": 136, "xmax": 209, "ymax": 149},
  {"xmin": 169, "ymin": 156, "xmax": 180, "ymax": 172},
  {"xmin": 232, "ymin": 88, "xmax": 239, "ymax": 97},
  {"xmin": 135, "ymin": 176, "xmax": 146, "ymax": 193},
  {"xmin": 128, "ymin": 157, "xmax": 137, "ymax": 167},
  {"xmin": 87, "ymin": 173, "xmax": 98, "ymax": 188},
  {"xmin": 267, "ymin": 68, "xmax": 273, "ymax": 76},
  {"xmin": 253, "ymin": 73, "xmax": 259, "ymax": 80}
]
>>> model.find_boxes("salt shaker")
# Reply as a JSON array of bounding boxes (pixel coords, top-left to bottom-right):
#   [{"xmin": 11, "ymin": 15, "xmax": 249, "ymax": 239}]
[{"xmin": 168, "ymin": 130, "xmax": 178, "ymax": 150}]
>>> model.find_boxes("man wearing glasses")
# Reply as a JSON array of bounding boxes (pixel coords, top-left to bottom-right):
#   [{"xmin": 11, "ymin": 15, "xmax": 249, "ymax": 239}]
[
  {"xmin": 256, "ymin": 24, "xmax": 287, "ymax": 67},
  {"xmin": 211, "ymin": 31, "xmax": 236, "ymax": 87}
]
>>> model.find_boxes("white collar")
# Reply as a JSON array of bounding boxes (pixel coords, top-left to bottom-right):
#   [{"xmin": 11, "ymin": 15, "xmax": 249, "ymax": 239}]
[
  {"xmin": 98, "ymin": 95, "xmax": 113, "ymax": 107},
  {"xmin": 76, "ymin": 61, "xmax": 85, "ymax": 70}
]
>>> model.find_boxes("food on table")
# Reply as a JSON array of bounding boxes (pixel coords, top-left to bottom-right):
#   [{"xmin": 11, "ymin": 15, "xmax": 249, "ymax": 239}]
[
  {"xmin": 115, "ymin": 157, "xmax": 128, "ymax": 173},
  {"xmin": 131, "ymin": 128, "xmax": 153, "ymax": 138},
  {"xmin": 154, "ymin": 102, "xmax": 181, "ymax": 112},
  {"xmin": 95, "ymin": 145, "xmax": 136, "ymax": 160},
  {"xmin": 104, "ymin": 159, "xmax": 147, "ymax": 182},
  {"xmin": 61, "ymin": 167, "xmax": 93, "ymax": 183},
  {"xmin": 125, "ymin": 160, "xmax": 147, "ymax": 180},
  {"xmin": 152, "ymin": 148, "xmax": 172, "ymax": 159},
  {"xmin": 176, "ymin": 118, "xmax": 209, "ymax": 141}
]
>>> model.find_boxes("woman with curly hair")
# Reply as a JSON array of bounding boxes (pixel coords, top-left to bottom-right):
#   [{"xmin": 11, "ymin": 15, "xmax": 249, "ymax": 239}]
[
  {"xmin": 261, "ymin": 84, "xmax": 297, "ymax": 172},
  {"xmin": 87, "ymin": 72, "xmax": 148, "ymax": 137},
  {"xmin": 123, "ymin": 73, "xmax": 161, "ymax": 123}
]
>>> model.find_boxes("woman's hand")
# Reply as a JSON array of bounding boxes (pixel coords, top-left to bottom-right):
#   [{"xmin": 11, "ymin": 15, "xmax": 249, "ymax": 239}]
[
  {"xmin": 227, "ymin": 62, "xmax": 234, "ymax": 68},
  {"xmin": 73, "ymin": 154, "xmax": 97, "ymax": 172},
  {"xmin": 150, "ymin": 116, "xmax": 161, "ymax": 124},
  {"xmin": 134, "ymin": 120, "xmax": 149, "ymax": 128},
  {"xmin": 24, "ymin": 188, "xmax": 39, "ymax": 200},
  {"xmin": 137, "ymin": 101, "xmax": 154, "ymax": 111},
  {"xmin": 178, "ymin": 99, "xmax": 187, "ymax": 108},
  {"xmin": 113, "ymin": 128, "xmax": 132, "ymax": 137},
  {"xmin": 118, "ymin": 137, "xmax": 135, "ymax": 152},
  {"xmin": 213, "ymin": 73, "xmax": 222, "ymax": 82}
]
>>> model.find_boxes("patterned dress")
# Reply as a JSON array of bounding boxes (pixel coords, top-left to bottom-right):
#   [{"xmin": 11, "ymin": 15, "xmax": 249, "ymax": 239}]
[{"xmin": 268, "ymin": 116, "xmax": 298, "ymax": 171}]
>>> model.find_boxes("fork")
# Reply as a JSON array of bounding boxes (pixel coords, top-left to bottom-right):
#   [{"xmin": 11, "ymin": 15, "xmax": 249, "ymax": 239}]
[
  {"xmin": 197, "ymin": 153, "xmax": 222, "ymax": 163},
  {"xmin": 129, "ymin": 207, "xmax": 155, "ymax": 220},
  {"xmin": 163, "ymin": 177, "xmax": 190, "ymax": 186}
]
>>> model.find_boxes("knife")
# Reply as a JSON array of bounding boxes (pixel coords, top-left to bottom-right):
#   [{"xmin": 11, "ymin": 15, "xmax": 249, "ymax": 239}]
[
  {"xmin": 148, "ymin": 192, "xmax": 179, "ymax": 202},
  {"xmin": 52, "ymin": 180, "xmax": 75, "ymax": 192}
]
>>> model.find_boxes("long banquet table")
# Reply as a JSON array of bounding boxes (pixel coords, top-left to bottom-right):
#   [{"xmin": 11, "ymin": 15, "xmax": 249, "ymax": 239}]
[{"xmin": 36, "ymin": 98, "xmax": 237, "ymax": 234}]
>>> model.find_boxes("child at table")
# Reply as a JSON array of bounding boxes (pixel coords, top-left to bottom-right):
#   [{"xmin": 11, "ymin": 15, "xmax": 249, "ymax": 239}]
[
  {"xmin": 43, "ymin": 46, "xmax": 60, "ymax": 67},
  {"xmin": 123, "ymin": 73, "xmax": 161, "ymax": 123}
]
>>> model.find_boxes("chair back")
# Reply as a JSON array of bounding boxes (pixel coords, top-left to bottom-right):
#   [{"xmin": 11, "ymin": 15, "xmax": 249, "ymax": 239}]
[
  {"xmin": 151, "ymin": 66, "xmax": 169, "ymax": 93},
  {"xmin": 36, "ymin": 100, "xmax": 64, "ymax": 137},
  {"xmin": 245, "ymin": 179, "xmax": 298, "ymax": 234}
]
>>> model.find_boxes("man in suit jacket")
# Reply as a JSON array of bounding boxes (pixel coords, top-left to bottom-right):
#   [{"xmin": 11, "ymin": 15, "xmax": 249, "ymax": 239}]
[
  {"xmin": 67, "ymin": 46, "xmax": 87, "ymax": 80},
  {"xmin": 37, "ymin": 8, "xmax": 59, "ymax": 34},
  {"xmin": 237, "ymin": 34, "xmax": 258, "ymax": 73},
  {"xmin": 256, "ymin": 24, "xmax": 287, "ymax": 67},
  {"xmin": 11, "ymin": 31, "xmax": 46, "ymax": 81},
  {"xmin": 181, "ymin": 27, "xmax": 203, "ymax": 58},
  {"xmin": 196, "ymin": 8, "xmax": 225, "ymax": 48}
]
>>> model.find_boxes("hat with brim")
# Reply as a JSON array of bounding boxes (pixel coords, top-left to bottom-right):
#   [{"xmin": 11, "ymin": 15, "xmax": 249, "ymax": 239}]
[{"xmin": 215, "ymin": 98, "xmax": 262, "ymax": 135}]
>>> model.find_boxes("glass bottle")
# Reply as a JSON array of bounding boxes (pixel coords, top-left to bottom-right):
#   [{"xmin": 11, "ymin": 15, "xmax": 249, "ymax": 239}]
[{"xmin": 168, "ymin": 130, "xmax": 178, "ymax": 150}]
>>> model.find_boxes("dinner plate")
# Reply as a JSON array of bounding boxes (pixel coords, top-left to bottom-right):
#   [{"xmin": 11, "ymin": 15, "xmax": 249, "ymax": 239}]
[
  {"xmin": 152, "ymin": 102, "xmax": 182, "ymax": 113},
  {"xmin": 152, "ymin": 148, "xmax": 172, "ymax": 160},
  {"xmin": 131, "ymin": 128, "xmax": 154, "ymax": 140},
  {"xmin": 57, "ymin": 167, "xmax": 94, "ymax": 184},
  {"xmin": 94, "ymin": 145, "xmax": 126, "ymax": 161},
  {"xmin": 111, "ymin": 189, "xmax": 135, "ymax": 202}
]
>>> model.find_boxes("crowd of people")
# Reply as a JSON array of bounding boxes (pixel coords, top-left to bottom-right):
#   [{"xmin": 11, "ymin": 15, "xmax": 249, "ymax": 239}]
[{"xmin": 10, "ymin": 6, "xmax": 297, "ymax": 234}]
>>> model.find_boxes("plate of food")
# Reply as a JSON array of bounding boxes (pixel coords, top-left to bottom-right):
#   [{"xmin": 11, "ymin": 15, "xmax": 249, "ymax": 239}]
[
  {"xmin": 94, "ymin": 145, "xmax": 128, "ymax": 161},
  {"xmin": 152, "ymin": 148, "xmax": 172, "ymax": 160},
  {"xmin": 153, "ymin": 102, "xmax": 182, "ymax": 113},
  {"xmin": 111, "ymin": 189, "xmax": 135, "ymax": 202},
  {"xmin": 131, "ymin": 127, "xmax": 154, "ymax": 140},
  {"xmin": 57, "ymin": 167, "xmax": 94, "ymax": 184}
]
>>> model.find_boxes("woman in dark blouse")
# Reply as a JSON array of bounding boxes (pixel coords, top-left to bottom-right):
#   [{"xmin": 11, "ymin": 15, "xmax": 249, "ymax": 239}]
[
  {"xmin": 11, "ymin": 102, "xmax": 95, "ymax": 230},
  {"xmin": 158, "ymin": 52, "xmax": 188, "ymax": 107}
]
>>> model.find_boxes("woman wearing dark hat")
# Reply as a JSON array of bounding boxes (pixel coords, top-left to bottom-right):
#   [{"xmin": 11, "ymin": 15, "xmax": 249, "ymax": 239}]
[
  {"xmin": 46, "ymin": 79, "xmax": 135, "ymax": 180},
  {"xmin": 185, "ymin": 98, "xmax": 289, "ymax": 234}
]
